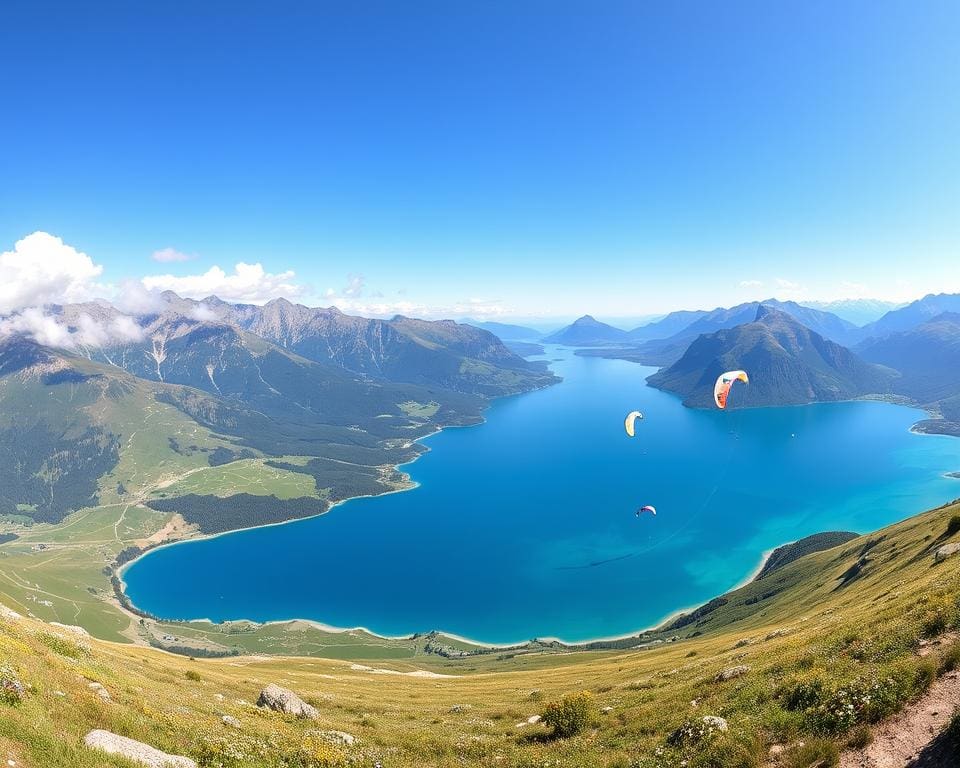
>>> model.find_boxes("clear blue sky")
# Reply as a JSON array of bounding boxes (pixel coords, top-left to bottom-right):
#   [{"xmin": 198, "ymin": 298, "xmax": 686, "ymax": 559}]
[{"xmin": 1, "ymin": 1, "xmax": 958, "ymax": 319}]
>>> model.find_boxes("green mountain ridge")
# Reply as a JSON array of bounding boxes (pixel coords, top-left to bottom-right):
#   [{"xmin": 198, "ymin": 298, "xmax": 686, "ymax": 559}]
[
  {"xmin": 0, "ymin": 295, "xmax": 558, "ymax": 530},
  {"xmin": 647, "ymin": 305, "xmax": 893, "ymax": 408}
]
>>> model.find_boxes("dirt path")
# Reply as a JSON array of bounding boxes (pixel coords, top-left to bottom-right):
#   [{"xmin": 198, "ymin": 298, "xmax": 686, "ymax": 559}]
[{"xmin": 840, "ymin": 670, "xmax": 959, "ymax": 768}]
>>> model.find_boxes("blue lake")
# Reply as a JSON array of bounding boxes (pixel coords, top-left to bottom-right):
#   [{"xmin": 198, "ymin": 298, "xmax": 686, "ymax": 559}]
[{"xmin": 124, "ymin": 348, "xmax": 960, "ymax": 643}]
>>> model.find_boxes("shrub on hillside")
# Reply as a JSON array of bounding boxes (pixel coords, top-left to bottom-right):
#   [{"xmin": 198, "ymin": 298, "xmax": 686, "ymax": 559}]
[
  {"xmin": 845, "ymin": 725, "xmax": 873, "ymax": 749},
  {"xmin": 779, "ymin": 675, "xmax": 826, "ymax": 712},
  {"xmin": 686, "ymin": 737, "xmax": 762, "ymax": 768},
  {"xmin": 806, "ymin": 673, "xmax": 908, "ymax": 734},
  {"xmin": 540, "ymin": 691, "xmax": 595, "ymax": 738},
  {"xmin": 940, "ymin": 641, "xmax": 960, "ymax": 673},
  {"xmin": 946, "ymin": 514, "xmax": 960, "ymax": 536},
  {"xmin": 657, "ymin": 728, "xmax": 762, "ymax": 768},
  {"xmin": 913, "ymin": 659, "xmax": 937, "ymax": 692},
  {"xmin": 760, "ymin": 706, "xmax": 804, "ymax": 743},
  {"xmin": 917, "ymin": 596, "xmax": 956, "ymax": 638},
  {"xmin": 785, "ymin": 738, "xmax": 838, "ymax": 768},
  {"xmin": 0, "ymin": 665, "xmax": 25, "ymax": 705}
]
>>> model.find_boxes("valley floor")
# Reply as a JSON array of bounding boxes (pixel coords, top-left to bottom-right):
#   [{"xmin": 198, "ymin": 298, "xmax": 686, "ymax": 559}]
[{"xmin": 1, "ymin": 496, "xmax": 959, "ymax": 766}]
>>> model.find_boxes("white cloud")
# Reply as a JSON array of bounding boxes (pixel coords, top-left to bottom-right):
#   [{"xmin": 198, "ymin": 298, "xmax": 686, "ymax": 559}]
[
  {"xmin": 108, "ymin": 313, "xmax": 146, "ymax": 342},
  {"xmin": 324, "ymin": 274, "xmax": 367, "ymax": 301},
  {"xmin": 112, "ymin": 280, "xmax": 167, "ymax": 315},
  {"xmin": 189, "ymin": 304, "xmax": 219, "ymax": 321},
  {"xmin": 0, "ymin": 307, "xmax": 74, "ymax": 347},
  {"xmin": 151, "ymin": 247, "xmax": 194, "ymax": 263},
  {"xmin": 772, "ymin": 277, "xmax": 806, "ymax": 300},
  {"xmin": 0, "ymin": 307, "xmax": 145, "ymax": 350},
  {"xmin": 739, "ymin": 279, "xmax": 763, "ymax": 288},
  {"xmin": 141, "ymin": 262, "xmax": 305, "ymax": 304},
  {"xmin": 343, "ymin": 274, "xmax": 365, "ymax": 297},
  {"xmin": 0, "ymin": 232, "xmax": 104, "ymax": 313}
]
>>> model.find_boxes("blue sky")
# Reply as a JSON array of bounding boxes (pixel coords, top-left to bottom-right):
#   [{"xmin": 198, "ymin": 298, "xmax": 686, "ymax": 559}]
[{"xmin": 1, "ymin": 1, "xmax": 958, "ymax": 319}]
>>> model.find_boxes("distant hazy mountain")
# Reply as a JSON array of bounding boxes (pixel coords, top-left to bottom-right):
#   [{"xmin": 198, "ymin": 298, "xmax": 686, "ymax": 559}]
[
  {"xmin": 804, "ymin": 299, "xmax": 902, "ymax": 326},
  {"xmin": 668, "ymin": 300, "xmax": 859, "ymax": 346},
  {"xmin": 573, "ymin": 300, "xmax": 857, "ymax": 367},
  {"xmin": 593, "ymin": 300, "xmax": 856, "ymax": 367},
  {"xmin": 858, "ymin": 312, "xmax": 960, "ymax": 403},
  {"xmin": 461, "ymin": 320, "xmax": 541, "ymax": 341},
  {"xmin": 858, "ymin": 293, "xmax": 960, "ymax": 340},
  {"xmin": 543, "ymin": 315, "xmax": 629, "ymax": 345},
  {"xmin": 647, "ymin": 305, "xmax": 891, "ymax": 408},
  {"xmin": 667, "ymin": 302, "xmax": 761, "ymax": 340},
  {"xmin": 627, "ymin": 310, "xmax": 709, "ymax": 341}
]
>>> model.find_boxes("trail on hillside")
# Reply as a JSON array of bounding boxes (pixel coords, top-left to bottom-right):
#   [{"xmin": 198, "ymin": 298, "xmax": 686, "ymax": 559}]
[{"xmin": 840, "ymin": 669, "xmax": 959, "ymax": 768}]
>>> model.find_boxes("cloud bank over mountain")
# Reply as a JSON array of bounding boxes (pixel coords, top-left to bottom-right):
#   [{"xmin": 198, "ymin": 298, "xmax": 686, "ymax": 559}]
[{"xmin": 0, "ymin": 232, "xmax": 104, "ymax": 313}]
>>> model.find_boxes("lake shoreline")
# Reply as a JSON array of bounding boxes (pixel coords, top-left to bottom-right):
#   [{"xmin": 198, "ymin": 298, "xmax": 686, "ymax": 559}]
[
  {"xmin": 117, "ymin": 529, "xmax": 820, "ymax": 651},
  {"xmin": 116, "ymin": 377, "xmax": 561, "ymax": 636},
  {"xmin": 118, "ymin": 352, "xmax": 958, "ymax": 651}
]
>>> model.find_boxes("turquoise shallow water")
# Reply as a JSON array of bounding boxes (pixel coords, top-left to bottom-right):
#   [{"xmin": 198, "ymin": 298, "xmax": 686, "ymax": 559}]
[{"xmin": 124, "ymin": 348, "xmax": 960, "ymax": 643}]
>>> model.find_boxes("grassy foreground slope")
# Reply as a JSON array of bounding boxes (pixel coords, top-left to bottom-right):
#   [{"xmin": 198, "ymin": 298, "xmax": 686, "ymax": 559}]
[{"xmin": 1, "ymin": 500, "xmax": 959, "ymax": 767}]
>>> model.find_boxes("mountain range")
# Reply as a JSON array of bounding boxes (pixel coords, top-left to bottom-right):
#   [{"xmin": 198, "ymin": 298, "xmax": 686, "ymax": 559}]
[
  {"xmin": 856, "ymin": 293, "xmax": 960, "ymax": 340},
  {"xmin": 55, "ymin": 294, "xmax": 550, "ymax": 397},
  {"xmin": 546, "ymin": 299, "xmax": 860, "ymax": 350},
  {"xmin": 858, "ymin": 312, "xmax": 960, "ymax": 404},
  {"xmin": 5, "ymin": 288, "xmax": 960, "ymax": 530},
  {"xmin": 646, "ymin": 305, "xmax": 893, "ymax": 408},
  {"xmin": 461, "ymin": 319, "xmax": 542, "ymax": 341},
  {"xmin": 0, "ymin": 294, "xmax": 557, "ymax": 529}
]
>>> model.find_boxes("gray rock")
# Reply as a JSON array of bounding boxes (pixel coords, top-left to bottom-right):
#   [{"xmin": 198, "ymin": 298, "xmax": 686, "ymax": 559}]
[
  {"xmin": 701, "ymin": 715, "xmax": 728, "ymax": 732},
  {"xmin": 88, "ymin": 682, "xmax": 111, "ymax": 701},
  {"xmin": 221, "ymin": 715, "xmax": 241, "ymax": 729},
  {"xmin": 317, "ymin": 730, "xmax": 356, "ymax": 747},
  {"xmin": 714, "ymin": 665, "xmax": 750, "ymax": 682},
  {"xmin": 514, "ymin": 714, "xmax": 542, "ymax": 729},
  {"xmin": 935, "ymin": 543, "xmax": 960, "ymax": 562},
  {"xmin": 0, "ymin": 604, "xmax": 21, "ymax": 621},
  {"xmin": 83, "ymin": 730, "xmax": 196, "ymax": 768},
  {"xmin": 256, "ymin": 683, "xmax": 319, "ymax": 719}
]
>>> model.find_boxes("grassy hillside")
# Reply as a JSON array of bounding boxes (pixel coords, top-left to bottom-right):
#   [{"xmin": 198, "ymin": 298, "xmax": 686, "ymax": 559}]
[{"xmin": 1, "ymin": 497, "xmax": 959, "ymax": 767}]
